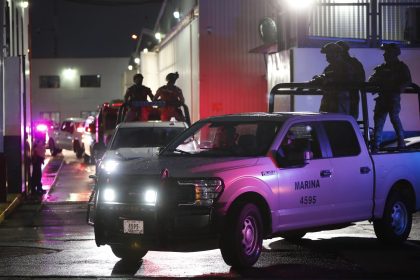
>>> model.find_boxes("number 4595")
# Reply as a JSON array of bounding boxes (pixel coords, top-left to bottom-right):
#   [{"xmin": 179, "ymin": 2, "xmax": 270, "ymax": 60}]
[{"xmin": 300, "ymin": 196, "xmax": 317, "ymax": 205}]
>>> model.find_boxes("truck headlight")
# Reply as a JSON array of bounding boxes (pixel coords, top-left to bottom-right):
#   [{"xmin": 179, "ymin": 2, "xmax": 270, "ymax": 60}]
[
  {"xmin": 100, "ymin": 160, "xmax": 119, "ymax": 174},
  {"xmin": 103, "ymin": 188, "xmax": 116, "ymax": 202},
  {"xmin": 144, "ymin": 189, "xmax": 158, "ymax": 206},
  {"xmin": 178, "ymin": 179, "xmax": 224, "ymax": 206}
]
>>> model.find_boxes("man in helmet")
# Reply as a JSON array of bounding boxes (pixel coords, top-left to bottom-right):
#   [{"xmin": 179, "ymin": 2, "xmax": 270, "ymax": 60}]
[
  {"xmin": 124, "ymin": 73, "xmax": 154, "ymax": 121},
  {"xmin": 310, "ymin": 42, "xmax": 355, "ymax": 115},
  {"xmin": 154, "ymin": 72, "xmax": 185, "ymax": 121},
  {"xmin": 368, "ymin": 43, "xmax": 412, "ymax": 152},
  {"xmin": 336, "ymin": 41, "xmax": 366, "ymax": 119}
]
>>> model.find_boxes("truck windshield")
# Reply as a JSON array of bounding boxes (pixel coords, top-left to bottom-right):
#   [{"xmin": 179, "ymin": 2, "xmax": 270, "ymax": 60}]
[
  {"xmin": 163, "ymin": 120, "xmax": 282, "ymax": 157},
  {"xmin": 110, "ymin": 127, "xmax": 185, "ymax": 149}
]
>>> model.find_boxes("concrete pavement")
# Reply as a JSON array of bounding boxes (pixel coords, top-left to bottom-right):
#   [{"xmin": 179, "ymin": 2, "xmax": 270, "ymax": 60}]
[{"xmin": 0, "ymin": 154, "xmax": 64, "ymax": 224}]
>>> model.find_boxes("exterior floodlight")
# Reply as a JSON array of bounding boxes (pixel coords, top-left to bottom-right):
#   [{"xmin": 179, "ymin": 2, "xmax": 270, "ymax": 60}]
[
  {"xmin": 134, "ymin": 57, "xmax": 140, "ymax": 64},
  {"xmin": 173, "ymin": 11, "xmax": 180, "ymax": 19},
  {"xmin": 128, "ymin": 65, "xmax": 133, "ymax": 71},
  {"xmin": 286, "ymin": 0, "xmax": 315, "ymax": 11},
  {"xmin": 20, "ymin": 1, "xmax": 29, "ymax": 9},
  {"xmin": 143, "ymin": 48, "xmax": 149, "ymax": 53},
  {"xmin": 155, "ymin": 32, "xmax": 162, "ymax": 41},
  {"xmin": 63, "ymin": 68, "xmax": 76, "ymax": 80},
  {"xmin": 131, "ymin": 34, "xmax": 138, "ymax": 40}
]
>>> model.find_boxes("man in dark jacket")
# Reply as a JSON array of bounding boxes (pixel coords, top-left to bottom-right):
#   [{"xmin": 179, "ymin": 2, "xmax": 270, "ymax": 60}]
[
  {"xmin": 124, "ymin": 74, "xmax": 154, "ymax": 121},
  {"xmin": 336, "ymin": 41, "xmax": 366, "ymax": 119},
  {"xmin": 154, "ymin": 72, "xmax": 185, "ymax": 121},
  {"xmin": 368, "ymin": 43, "xmax": 412, "ymax": 151},
  {"xmin": 310, "ymin": 42, "xmax": 354, "ymax": 115}
]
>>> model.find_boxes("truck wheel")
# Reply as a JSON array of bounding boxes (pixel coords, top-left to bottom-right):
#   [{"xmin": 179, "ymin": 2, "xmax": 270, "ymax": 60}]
[
  {"xmin": 220, "ymin": 203, "xmax": 263, "ymax": 268},
  {"xmin": 280, "ymin": 231, "xmax": 306, "ymax": 242},
  {"xmin": 110, "ymin": 244, "xmax": 148, "ymax": 261},
  {"xmin": 373, "ymin": 192, "xmax": 412, "ymax": 245},
  {"xmin": 74, "ymin": 142, "xmax": 84, "ymax": 159},
  {"xmin": 48, "ymin": 139, "xmax": 60, "ymax": 156}
]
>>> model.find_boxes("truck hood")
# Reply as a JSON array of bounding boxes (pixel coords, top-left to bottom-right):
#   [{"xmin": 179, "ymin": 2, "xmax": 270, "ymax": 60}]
[
  {"xmin": 103, "ymin": 147, "xmax": 160, "ymax": 161},
  {"xmin": 113, "ymin": 155, "xmax": 259, "ymax": 177}
]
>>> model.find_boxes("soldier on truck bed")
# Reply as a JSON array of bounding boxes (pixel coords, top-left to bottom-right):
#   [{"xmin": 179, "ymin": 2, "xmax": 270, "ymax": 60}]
[
  {"xmin": 310, "ymin": 42, "xmax": 356, "ymax": 116},
  {"xmin": 368, "ymin": 43, "xmax": 412, "ymax": 152},
  {"xmin": 154, "ymin": 72, "xmax": 185, "ymax": 121},
  {"xmin": 124, "ymin": 73, "xmax": 154, "ymax": 122}
]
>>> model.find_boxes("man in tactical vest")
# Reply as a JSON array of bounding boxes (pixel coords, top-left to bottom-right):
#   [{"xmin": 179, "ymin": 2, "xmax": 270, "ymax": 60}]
[
  {"xmin": 336, "ymin": 41, "xmax": 366, "ymax": 119},
  {"xmin": 154, "ymin": 72, "xmax": 185, "ymax": 121},
  {"xmin": 368, "ymin": 43, "xmax": 412, "ymax": 151},
  {"xmin": 310, "ymin": 42, "xmax": 354, "ymax": 115},
  {"xmin": 124, "ymin": 74, "xmax": 154, "ymax": 122}
]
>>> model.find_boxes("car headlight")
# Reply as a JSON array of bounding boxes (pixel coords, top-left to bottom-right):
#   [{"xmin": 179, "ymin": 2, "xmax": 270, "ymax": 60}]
[
  {"xmin": 103, "ymin": 188, "xmax": 116, "ymax": 202},
  {"xmin": 100, "ymin": 160, "xmax": 119, "ymax": 174},
  {"xmin": 178, "ymin": 179, "xmax": 224, "ymax": 206},
  {"xmin": 144, "ymin": 189, "xmax": 158, "ymax": 206}
]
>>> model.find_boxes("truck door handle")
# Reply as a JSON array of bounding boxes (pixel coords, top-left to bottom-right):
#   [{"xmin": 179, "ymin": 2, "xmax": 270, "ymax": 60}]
[
  {"xmin": 320, "ymin": 170, "xmax": 332, "ymax": 178},
  {"xmin": 360, "ymin": 167, "xmax": 371, "ymax": 174}
]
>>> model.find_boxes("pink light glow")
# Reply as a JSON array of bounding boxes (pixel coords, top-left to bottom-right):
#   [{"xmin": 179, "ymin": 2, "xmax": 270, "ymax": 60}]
[{"xmin": 36, "ymin": 124, "xmax": 48, "ymax": 132}]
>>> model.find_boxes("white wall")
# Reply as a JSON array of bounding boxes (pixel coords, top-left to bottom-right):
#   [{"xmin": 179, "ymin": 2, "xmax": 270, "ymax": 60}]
[
  {"xmin": 291, "ymin": 48, "xmax": 420, "ymax": 132},
  {"xmin": 31, "ymin": 58, "xmax": 128, "ymax": 122},
  {"xmin": 157, "ymin": 18, "xmax": 199, "ymax": 122}
]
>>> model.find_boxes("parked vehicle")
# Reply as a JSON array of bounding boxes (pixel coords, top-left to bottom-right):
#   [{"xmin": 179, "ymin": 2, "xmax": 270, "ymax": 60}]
[
  {"xmin": 82, "ymin": 100, "xmax": 123, "ymax": 164},
  {"xmin": 48, "ymin": 117, "xmax": 85, "ymax": 157},
  {"xmin": 96, "ymin": 119, "xmax": 189, "ymax": 174},
  {"xmin": 87, "ymin": 82, "xmax": 420, "ymax": 268}
]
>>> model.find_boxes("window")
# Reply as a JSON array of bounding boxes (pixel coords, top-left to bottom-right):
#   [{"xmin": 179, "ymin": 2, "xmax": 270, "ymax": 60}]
[
  {"xmin": 80, "ymin": 75, "xmax": 101, "ymax": 87},
  {"xmin": 39, "ymin": 75, "xmax": 60, "ymax": 88},
  {"xmin": 323, "ymin": 121, "xmax": 361, "ymax": 157},
  {"xmin": 277, "ymin": 123, "xmax": 322, "ymax": 167}
]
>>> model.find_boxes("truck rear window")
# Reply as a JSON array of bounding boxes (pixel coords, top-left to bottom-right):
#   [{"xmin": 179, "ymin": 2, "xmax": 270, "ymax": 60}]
[{"xmin": 323, "ymin": 121, "xmax": 361, "ymax": 157}]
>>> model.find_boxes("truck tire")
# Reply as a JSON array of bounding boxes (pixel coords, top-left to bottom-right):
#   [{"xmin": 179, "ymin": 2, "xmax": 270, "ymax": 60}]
[
  {"xmin": 220, "ymin": 203, "xmax": 263, "ymax": 268},
  {"xmin": 110, "ymin": 244, "xmax": 148, "ymax": 261},
  {"xmin": 48, "ymin": 139, "xmax": 61, "ymax": 156},
  {"xmin": 373, "ymin": 192, "xmax": 412, "ymax": 245},
  {"xmin": 74, "ymin": 141, "xmax": 84, "ymax": 159}
]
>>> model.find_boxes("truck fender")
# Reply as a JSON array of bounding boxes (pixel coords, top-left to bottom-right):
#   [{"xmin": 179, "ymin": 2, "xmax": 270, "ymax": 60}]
[{"xmin": 220, "ymin": 177, "xmax": 275, "ymax": 236}]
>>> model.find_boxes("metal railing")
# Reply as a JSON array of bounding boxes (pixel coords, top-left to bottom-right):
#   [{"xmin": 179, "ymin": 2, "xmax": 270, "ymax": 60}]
[{"xmin": 268, "ymin": 82, "xmax": 420, "ymax": 145}]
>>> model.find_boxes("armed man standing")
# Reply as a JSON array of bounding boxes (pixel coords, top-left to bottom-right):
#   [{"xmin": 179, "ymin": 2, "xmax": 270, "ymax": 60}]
[
  {"xmin": 368, "ymin": 43, "xmax": 412, "ymax": 152},
  {"xmin": 154, "ymin": 72, "xmax": 185, "ymax": 121},
  {"xmin": 124, "ymin": 73, "xmax": 154, "ymax": 122},
  {"xmin": 336, "ymin": 41, "xmax": 366, "ymax": 119},
  {"xmin": 310, "ymin": 42, "xmax": 354, "ymax": 115}
]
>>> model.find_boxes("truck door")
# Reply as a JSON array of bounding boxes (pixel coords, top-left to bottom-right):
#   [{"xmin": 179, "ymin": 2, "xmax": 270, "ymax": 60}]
[
  {"xmin": 275, "ymin": 122, "xmax": 335, "ymax": 231},
  {"xmin": 321, "ymin": 120, "xmax": 373, "ymax": 222}
]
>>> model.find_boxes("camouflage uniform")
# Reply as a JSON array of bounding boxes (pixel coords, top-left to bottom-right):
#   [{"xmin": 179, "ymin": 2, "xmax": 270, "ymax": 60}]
[
  {"xmin": 154, "ymin": 72, "xmax": 185, "ymax": 121},
  {"xmin": 311, "ymin": 43, "xmax": 355, "ymax": 115},
  {"xmin": 124, "ymin": 74, "xmax": 154, "ymax": 121},
  {"xmin": 336, "ymin": 41, "xmax": 366, "ymax": 119},
  {"xmin": 368, "ymin": 43, "xmax": 412, "ymax": 150}
]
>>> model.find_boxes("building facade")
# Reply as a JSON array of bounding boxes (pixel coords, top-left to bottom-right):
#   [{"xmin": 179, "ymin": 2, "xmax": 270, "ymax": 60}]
[
  {"xmin": 31, "ymin": 57, "xmax": 130, "ymax": 123},
  {"xmin": 137, "ymin": 0, "xmax": 420, "ymax": 136}
]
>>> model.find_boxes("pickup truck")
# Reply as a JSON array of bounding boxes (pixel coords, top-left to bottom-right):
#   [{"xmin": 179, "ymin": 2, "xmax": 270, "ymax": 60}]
[
  {"xmin": 48, "ymin": 117, "xmax": 85, "ymax": 157},
  {"xmin": 89, "ymin": 112, "xmax": 420, "ymax": 268}
]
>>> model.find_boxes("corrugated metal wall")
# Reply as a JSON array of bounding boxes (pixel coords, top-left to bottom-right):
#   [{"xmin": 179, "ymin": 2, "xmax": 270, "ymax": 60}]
[
  {"xmin": 199, "ymin": 0, "xmax": 278, "ymax": 119},
  {"xmin": 309, "ymin": 0, "xmax": 420, "ymax": 42}
]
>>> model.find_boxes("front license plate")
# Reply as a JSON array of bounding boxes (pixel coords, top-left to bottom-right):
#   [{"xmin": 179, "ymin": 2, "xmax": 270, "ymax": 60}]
[{"xmin": 123, "ymin": 220, "xmax": 144, "ymax": 234}]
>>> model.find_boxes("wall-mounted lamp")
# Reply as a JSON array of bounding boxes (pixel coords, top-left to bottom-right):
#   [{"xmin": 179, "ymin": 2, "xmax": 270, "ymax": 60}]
[
  {"xmin": 134, "ymin": 57, "xmax": 140, "ymax": 64},
  {"xmin": 155, "ymin": 32, "xmax": 162, "ymax": 42},
  {"xmin": 131, "ymin": 34, "xmax": 138, "ymax": 40},
  {"xmin": 63, "ymin": 68, "xmax": 76, "ymax": 80},
  {"xmin": 173, "ymin": 10, "xmax": 180, "ymax": 19},
  {"xmin": 285, "ymin": 0, "xmax": 315, "ymax": 11},
  {"xmin": 19, "ymin": 1, "xmax": 29, "ymax": 9},
  {"xmin": 128, "ymin": 65, "xmax": 133, "ymax": 71}
]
